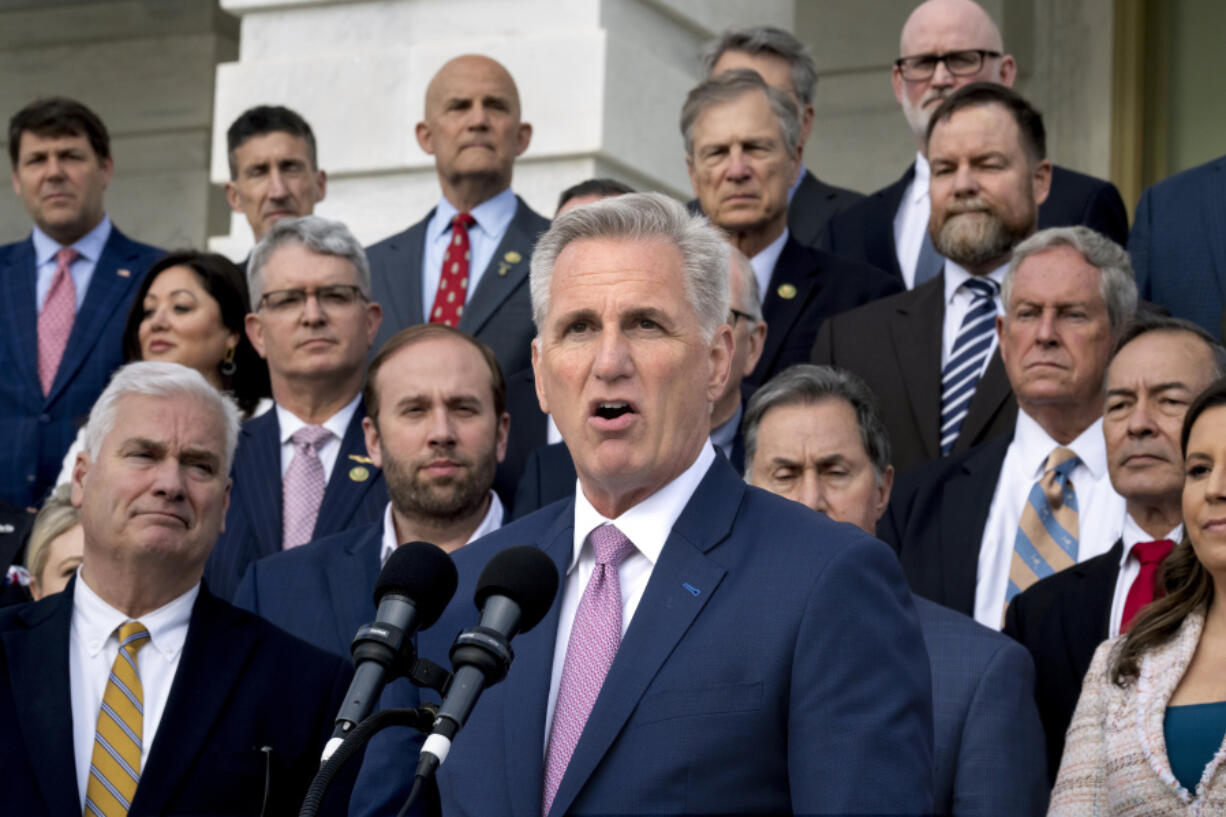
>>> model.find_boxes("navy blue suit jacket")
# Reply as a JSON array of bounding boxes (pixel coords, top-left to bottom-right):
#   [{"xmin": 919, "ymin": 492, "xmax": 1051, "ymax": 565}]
[
  {"xmin": 434, "ymin": 456, "xmax": 934, "ymax": 815},
  {"xmin": 1129, "ymin": 155, "xmax": 1226, "ymax": 336},
  {"xmin": 204, "ymin": 401, "xmax": 387, "ymax": 601},
  {"xmin": 366, "ymin": 196, "xmax": 549, "ymax": 379},
  {"xmin": 0, "ymin": 227, "xmax": 161, "ymax": 508},
  {"xmin": 917, "ymin": 596, "xmax": 1048, "ymax": 816},
  {"xmin": 820, "ymin": 163, "xmax": 1129, "ymax": 284},
  {"xmin": 0, "ymin": 579, "xmax": 354, "ymax": 816}
]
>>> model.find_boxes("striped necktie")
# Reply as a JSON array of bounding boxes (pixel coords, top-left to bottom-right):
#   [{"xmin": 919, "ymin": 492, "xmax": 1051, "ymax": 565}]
[
  {"xmin": 85, "ymin": 621, "xmax": 150, "ymax": 817},
  {"xmin": 1007, "ymin": 447, "xmax": 1080, "ymax": 604},
  {"xmin": 939, "ymin": 277, "xmax": 1000, "ymax": 455}
]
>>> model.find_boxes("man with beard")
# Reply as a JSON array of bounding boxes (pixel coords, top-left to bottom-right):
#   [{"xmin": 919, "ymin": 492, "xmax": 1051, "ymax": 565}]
[
  {"xmin": 813, "ymin": 83, "xmax": 1049, "ymax": 476},
  {"xmin": 233, "ymin": 323, "xmax": 508, "ymax": 815}
]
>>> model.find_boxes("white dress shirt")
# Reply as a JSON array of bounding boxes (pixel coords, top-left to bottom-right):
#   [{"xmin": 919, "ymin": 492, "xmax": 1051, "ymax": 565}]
[
  {"xmin": 748, "ymin": 228, "xmax": 789, "ymax": 302},
  {"xmin": 420, "ymin": 187, "xmax": 518, "ymax": 315},
  {"xmin": 1107, "ymin": 515, "xmax": 1183, "ymax": 638},
  {"xmin": 893, "ymin": 152, "xmax": 930, "ymax": 289},
  {"xmin": 276, "ymin": 394, "xmax": 360, "ymax": 482},
  {"xmin": 70, "ymin": 574, "xmax": 197, "ymax": 808},
  {"xmin": 377, "ymin": 493, "xmax": 505, "ymax": 566},
  {"xmin": 33, "ymin": 215, "xmax": 112, "ymax": 311},
  {"xmin": 939, "ymin": 260, "xmax": 1007, "ymax": 374},
  {"xmin": 974, "ymin": 411, "xmax": 1126, "ymax": 628},
  {"xmin": 544, "ymin": 442, "xmax": 717, "ymax": 744}
]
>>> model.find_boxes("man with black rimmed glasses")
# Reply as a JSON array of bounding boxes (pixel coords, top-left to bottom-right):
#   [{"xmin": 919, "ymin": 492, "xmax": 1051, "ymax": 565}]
[
  {"xmin": 203, "ymin": 215, "xmax": 388, "ymax": 600},
  {"xmin": 820, "ymin": 0, "xmax": 1127, "ymax": 289}
]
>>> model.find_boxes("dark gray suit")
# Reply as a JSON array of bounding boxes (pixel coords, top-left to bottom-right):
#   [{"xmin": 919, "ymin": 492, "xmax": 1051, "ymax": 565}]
[
  {"xmin": 787, "ymin": 168, "xmax": 864, "ymax": 248},
  {"xmin": 366, "ymin": 195, "xmax": 550, "ymax": 378}
]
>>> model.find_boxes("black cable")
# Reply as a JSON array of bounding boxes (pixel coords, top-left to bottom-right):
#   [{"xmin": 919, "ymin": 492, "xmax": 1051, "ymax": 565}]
[{"xmin": 395, "ymin": 775, "xmax": 425, "ymax": 817}]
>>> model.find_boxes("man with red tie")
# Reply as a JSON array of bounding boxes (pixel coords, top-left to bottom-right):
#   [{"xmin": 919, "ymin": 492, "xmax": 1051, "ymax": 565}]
[
  {"xmin": 1005, "ymin": 312, "xmax": 1226, "ymax": 782},
  {"xmin": 366, "ymin": 54, "xmax": 550, "ymax": 381},
  {"xmin": 1, "ymin": 97, "xmax": 162, "ymax": 511}
]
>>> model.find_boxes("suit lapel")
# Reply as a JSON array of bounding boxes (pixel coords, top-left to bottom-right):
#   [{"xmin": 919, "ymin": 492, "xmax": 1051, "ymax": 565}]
[
  {"xmin": 326, "ymin": 524, "xmax": 382, "ymax": 653},
  {"xmin": 386, "ymin": 218, "xmax": 431, "ymax": 328},
  {"xmin": 939, "ymin": 437, "xmax": 1009, "ymax": 615},
  {"xmin": 890, "ymin": 276, "xmax": 945, "ymax": 460},
  {"xmin": 238, "ymin": 412, "xmax": 284, "ymax": 557},
  {"xmin": 459, "ymin": 198, "xmax": 540, "ymax": 337},
  {"xmin": 548, "ymin": 461, "xmax": 737, "ymax": 817},
  {"xmin": 758, "ymin": 237, "xmax": 818, "ymax": 378},
  {"xmin": 0, "ymin": 238, "xmax": 41, "ymax": 399},
  {"xmin": 954, "ymin": 349, "xmax": 1014, "ymax": 454},
  {"xmin": 1061, "ymin": 541, "xmax": 1121, "ymax": 665},
  {"xmin": 3, "ymin": 586, "xmax": 80, "ymax": 815},
  {"xmin": 314, "ymin": 400, "xmax": 381, "ymax": 538},
  {"xmin": 867, "ymin": 166, "xmax": 913, "ymax": 282}
]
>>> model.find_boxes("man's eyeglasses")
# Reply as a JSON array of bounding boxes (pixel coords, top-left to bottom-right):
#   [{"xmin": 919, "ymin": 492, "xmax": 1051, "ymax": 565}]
[
  {"xmin": 728, "ymin": 308, "xmax": 757, "ymax": 326},
  {"xmin": 894, "ymin": 49, "xmax": 1002, "ymax": 81},
  {"xmin": 257, "ymin": 285, "xmax": 367, "ymax": 314}
]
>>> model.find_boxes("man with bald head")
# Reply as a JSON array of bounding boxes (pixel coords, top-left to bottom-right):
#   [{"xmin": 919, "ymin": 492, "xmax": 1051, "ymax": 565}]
[
  {"xmin": 367, "ymin": 54, "xmax": 549, "ymax": 380},
  {"xmin": 821, "ymin": 0, "xmax": 1127, "ymax": 288}
]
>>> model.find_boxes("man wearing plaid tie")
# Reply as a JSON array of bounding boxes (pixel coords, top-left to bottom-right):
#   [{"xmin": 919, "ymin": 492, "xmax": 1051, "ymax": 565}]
[
  {"xmin": 0, "ymin": 97, "xmax": 162, "ymax": 511},
  {"xmin": 0, "ymin": 362, "xmax": 354, "ymax": 816}
]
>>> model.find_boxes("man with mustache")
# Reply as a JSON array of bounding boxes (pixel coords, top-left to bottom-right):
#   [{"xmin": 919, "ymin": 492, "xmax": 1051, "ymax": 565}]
[
  {"xmin": 813, "ymin": 83, "xmax": 1049, "ymax": 475},
  {"xmin": 819, "ymin": 0, "xmax": 1127, "ymax": 288},
  {"xmin": 1004, "ymin": 314, "xmax": 1226, "ymax": 782}
]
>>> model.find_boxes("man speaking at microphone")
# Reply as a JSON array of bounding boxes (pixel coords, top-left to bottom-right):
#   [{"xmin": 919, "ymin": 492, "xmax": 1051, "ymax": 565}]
[{"xmin": 424, "ymin": 194, "xmax": 934, "ymax": 815}]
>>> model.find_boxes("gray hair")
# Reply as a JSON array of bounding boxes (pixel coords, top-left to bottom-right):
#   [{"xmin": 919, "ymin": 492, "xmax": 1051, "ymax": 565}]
[
  {"xmin": 742, "ymin": 364, "xmax": 892, "ymax": 482},
  {"xmin": 247, "ymin": 215, "xmax": 371, "ymax": 309},
  {"xmin": 25, "ymin": 483, "xmax": 79, "ymax": 582},
  {"xmin": 1003, "ymin": 226, "xmax": 1138, "ymax": 332},
  {"xmin": 83, "ymin": 361, "xmax": 242, "ymax": 474},
  {"xmin": 700, "ymin": 25, "xmax": 818, "ymax": 106},
  {"xmin": 729, "ymin": 247, "xmax": 763, "ymax": 322},
  {"xmin": 529, "ymin": 192, "xmax": 730, "ymax": 340},
  {"xmin": 680, "ymin": 69, "xmax": 802, "ymax": 158},
  {"xmin": 1110, "ymin": 312, "xmax": 1226, "ymax": 379}
]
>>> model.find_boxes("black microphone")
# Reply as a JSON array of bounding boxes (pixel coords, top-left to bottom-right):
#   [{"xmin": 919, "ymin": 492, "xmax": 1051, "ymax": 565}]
[
  {"xmin": 416, "ymin": 545, "xmax": 559, "ymax": 778},
  {"xmin": 321, "ymin": 541, "xmax": 458, "ymax": 762}
]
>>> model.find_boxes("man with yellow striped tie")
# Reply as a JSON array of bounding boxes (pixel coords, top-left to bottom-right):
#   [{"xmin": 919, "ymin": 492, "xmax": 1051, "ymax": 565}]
[{"xmin": 0, "ymin": 362, "xmax": 355, "ymax": 816}]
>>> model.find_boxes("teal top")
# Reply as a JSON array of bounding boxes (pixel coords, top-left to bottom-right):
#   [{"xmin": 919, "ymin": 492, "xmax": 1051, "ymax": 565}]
[{"xmin": 1164, "ymin": 701, "xmax": 1226, "ymax": 793}]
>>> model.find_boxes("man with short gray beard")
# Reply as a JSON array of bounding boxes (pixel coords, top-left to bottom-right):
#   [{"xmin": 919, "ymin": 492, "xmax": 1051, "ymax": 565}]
[{"xmin": 813, "ymin": 83, "xmax": 1050, "ymax": 476}]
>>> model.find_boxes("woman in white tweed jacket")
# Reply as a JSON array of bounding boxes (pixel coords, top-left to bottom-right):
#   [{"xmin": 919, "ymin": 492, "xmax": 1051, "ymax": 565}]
[{"xmin": 1049, "ymin": 378, "xmax": 1226, "ymax": 816}]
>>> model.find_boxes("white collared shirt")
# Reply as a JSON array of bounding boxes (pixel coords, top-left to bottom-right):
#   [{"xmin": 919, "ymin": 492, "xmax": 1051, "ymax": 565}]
[
  {"xmin": 974, "ymin": 411, "xmax": 1126, "ymax": 628},
  {"xmin": 70, "ymin": 573, "xmax": 198, "ymax": 808},
  {"xmin": 1107, "ymin": 515, "xmax": 1183, "ymax": 638},
  {"xmin": 893, "ymin": 152, "xmax": 930, "ymax": 289},
  {"xmin": 748, "ymin": 228, "xmax": 789, "ymax": 301},
  {"xmin": 544, "ymin": 442, "xmax": 717, "ymax": 744},
  {"xmin": 940, "ymin": 260, "xmax": 1007, "ymax": 374},
  {"xmin": 420, "ymin": 187, "xmax": 518, "ymax": 316},
  {"xmin": 33, "ymin": 216, "xmax": 113, "ymax": 311},
  {"xmin": 377, "ymin": 493, "xmax": 506, "ymax": 566},
  {"xmin": 275, "ymin": 394, "xmax": 360, "ymax": 482}
]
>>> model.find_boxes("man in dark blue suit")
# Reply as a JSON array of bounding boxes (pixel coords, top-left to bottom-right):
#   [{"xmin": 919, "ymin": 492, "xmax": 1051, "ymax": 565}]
[
  {"xmin": 204, "ymin": 216, "xmax": 387, "ymax": 600},
  {"xmin": 820, "ymin": 0, "xmax": 1127, "ymax": 287},
  {"xmin": 426, "ymin": 193, "xmax": 933, "ymax": 815},
  {"xmin": 0, "ymin": 362, "xmax": 353, "ymax": 816},
  {"xmin": 742, "ymin": 363, "xmax": 1048, "ymax": 816},
  {"xmin": 1, "ymin": 97, "xmax": 162, "ymax": 510},
  {"xmin": 1129, "ymin": 154, "xmax": 1226, "ymax": 336},
  {"xmin": 367, "ymin": 55, "xmax": 549, "ymax": 382}
]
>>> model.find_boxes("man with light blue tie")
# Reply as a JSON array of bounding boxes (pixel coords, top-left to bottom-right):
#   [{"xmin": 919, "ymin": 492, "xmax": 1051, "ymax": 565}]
[{"xmin": 0, "ymin": 97, "xmax": 162, "ymax": 511}]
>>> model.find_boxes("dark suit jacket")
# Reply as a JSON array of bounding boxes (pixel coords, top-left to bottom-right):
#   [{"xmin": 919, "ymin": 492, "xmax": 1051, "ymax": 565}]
[
  {"xmin": 204, "ymin": 400, "xmax": 387, "ymax": 601},
  {"xmin": 917, "ymin": 596, "xmax": 1048, "ymax": 816},
  {"xmin": 494, "ymin": 366, "xmax": 550, "ymax": 512},
  {"xmin": 748, "ymin": 235, "xmax": 902, "ymax": 386},
  {"xmin": 0, "ymin": 579, "xmax": 354, "ymax": 816},
  {"xmin": 878, "ymin": 435, "xmax": 1010, "ymax": 616},
  {"xmin": 433, "ymin": 456, "xmax": 934, "ymax": 816},
  {"xmin": 0, "ymin": 227, "xmax": 162, "ymax": 508},
  {"xmin": 811, "ymin": 273, "xmax": 1016, "ymax": 476},
  {"xmin": 1003, "ymin": 541, "xmax": 1120, "ymax": 784},
  {"xmin": 1129, "ymin": 155, "xmax": 1226, "ymax": 336},
  {"xmin": 366, "ymin": 195, "xmax": 550, "ymax": 379},
  {"xmin": 820, "ymin": 163, "xmax": 1129, "ymax": 284}
]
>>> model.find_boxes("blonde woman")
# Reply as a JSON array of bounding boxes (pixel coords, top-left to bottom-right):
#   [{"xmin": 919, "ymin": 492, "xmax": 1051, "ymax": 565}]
[{"xmin": 24, "ymin": 485, "xmax": 83, "ymax": 600}]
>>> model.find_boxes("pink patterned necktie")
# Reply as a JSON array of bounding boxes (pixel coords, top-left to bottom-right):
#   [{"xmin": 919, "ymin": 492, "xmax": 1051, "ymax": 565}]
[
  {"xmin": 282, "ymin": 425, "xmax": 332, "ymax": 549},
  {"xmin": 542, "ymin": 523, "xmax": 636, "ymax": 817},
  {"xmin": 37, "ymin": 247, "xmax": 79, "ymax": 395}
]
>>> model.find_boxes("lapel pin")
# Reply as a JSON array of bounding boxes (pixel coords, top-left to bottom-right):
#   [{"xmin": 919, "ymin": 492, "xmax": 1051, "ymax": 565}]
[
  {"xmin": 777, "ymin": 283, "xmax": 796, "ymax": 300},
  {"xmin": 117, "ymin": 268, "xmax": 131, "ymax": 278},
  {"xmin": 504, "ymin": 250, "xmax": 522, "ymax": 264},
  {"xmin": 349, "ymin": 465, "xmax": 371, "ymax": 482},
  {"xmin": 497, "ymin": 263, "xmax": 510, "ymax": 277},
  {"xmin": 681, "ymin": 582, "xmax": 701, "ymax": 597},
  {"xmin": 347, "ymin": 454, "xmax": 374, "ymax": 464}
]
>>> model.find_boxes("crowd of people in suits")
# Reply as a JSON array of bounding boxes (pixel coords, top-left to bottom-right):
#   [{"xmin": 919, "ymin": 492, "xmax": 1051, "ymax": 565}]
[{"xmin": 3, "ymin": 0, "xmax": 1226, "ymax": 814}]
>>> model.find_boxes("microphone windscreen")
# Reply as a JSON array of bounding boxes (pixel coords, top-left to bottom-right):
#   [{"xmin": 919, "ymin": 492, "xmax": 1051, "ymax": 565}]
[
  {"xmin": 474, "ymin": 546, "xmax": 559, "ymax": 632},
  {"xmin": 374, "ymin": 541, "xmax": 459, "ymax": 628}
]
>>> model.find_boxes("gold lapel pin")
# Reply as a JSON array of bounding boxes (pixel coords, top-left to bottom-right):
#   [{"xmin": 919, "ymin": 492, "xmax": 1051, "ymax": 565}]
[
  {"xmin": 504, "ymin": 250, "xmax": 522, "ymax": 264},
  {"xmin": 347, "ymin": 454, "xmax": 374, "ymax": 464},
  {"xmin": 117, "ymin": 268, "xmax": 131, "ymax": 278},
  {"xmin": 777, "ymin": 283, "xmax": 797, "ymax": 300},
  {"xmin": 349, "ymin": 465, "xmax": 371, "ymax": 482},
  {"xmin": 497, "ymin": 264, "xmax": 510, "ymax": 277}
]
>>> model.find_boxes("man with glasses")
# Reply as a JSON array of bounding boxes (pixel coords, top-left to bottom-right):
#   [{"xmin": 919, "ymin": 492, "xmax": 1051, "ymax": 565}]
[
  {"xmin": 820, "ymin": 0, "xmax": 1127, "ymax": 289},
  {"xmin": 204, "ymin": 215, "xmax": 388, "ymax": 599}
]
